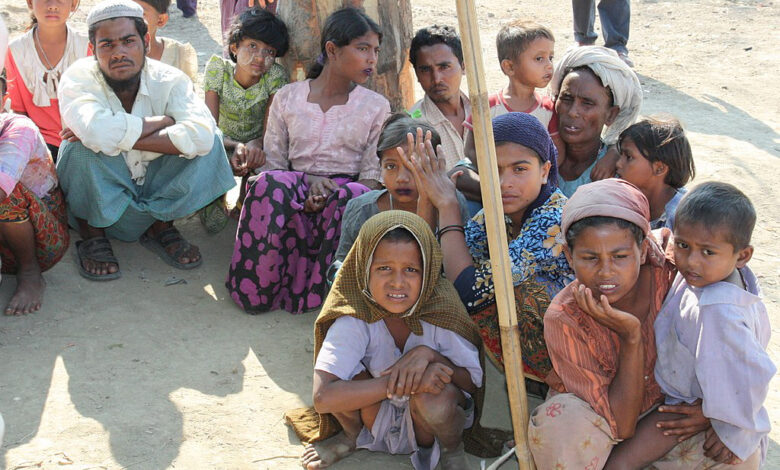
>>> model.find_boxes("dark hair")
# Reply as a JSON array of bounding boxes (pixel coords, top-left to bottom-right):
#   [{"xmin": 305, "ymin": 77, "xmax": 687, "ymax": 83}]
[
  {"xmin": 376, "ymin": 113, "xmax": 441, "ymax": 159},
  {"xmin": 226, "ymin": 7, "xmax": 289, "ymax": 62},
  {"xmin": 409, "ymin": 25, "xmax": 463, "ymax": 68},
  {"xmin": 306, "ymin": 7, "xmax": 382, "ymax": 79},
  {"xmin": 137, "ymin": 0, "xmax": 171, "ymax": 14},
  {"xmin": 674, "ymin": 182, "xmax": 755, "ymax": 250},
  {"xmin": 496, "ymin": 20, "xmax": 554, "ymax": 62},
  {"xmin": 88, "ymin": 17, "xmax": 149, "ymax": 48},
  {"xmin": 562, "ymin": 65, "xmax": 613, "ymax": 108},
  {"xmin": 380, "ymin": 227, "xmax": 418, "ymax": 245},
  {"xmin": 565, "ymin": 216, "xmax": 645, "ymax": 249},
  {"xmin": 618, "ymin": 116, "xmax": 695, "ymax": 188}
]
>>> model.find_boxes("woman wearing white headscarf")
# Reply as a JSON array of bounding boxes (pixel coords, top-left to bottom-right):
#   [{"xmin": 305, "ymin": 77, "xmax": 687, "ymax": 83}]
[{"xmin": 551, "ymin": 46, "xmax": 642, "ymax": 197}]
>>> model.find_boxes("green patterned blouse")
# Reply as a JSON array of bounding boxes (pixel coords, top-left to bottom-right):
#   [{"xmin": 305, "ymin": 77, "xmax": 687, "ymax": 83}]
[{"xmin": 203, "ymin": 55, "xmax": 288, "ymax": 142}]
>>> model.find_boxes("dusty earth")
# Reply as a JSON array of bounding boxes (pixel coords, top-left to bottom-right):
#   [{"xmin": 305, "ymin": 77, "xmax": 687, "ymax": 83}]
[{"xmin": 0, "ymin": 0, "xmax": 778, "ymax": 468}]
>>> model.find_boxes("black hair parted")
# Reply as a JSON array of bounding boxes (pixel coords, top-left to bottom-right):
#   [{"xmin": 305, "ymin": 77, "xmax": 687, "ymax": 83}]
[
  {"xmin": 88, "ymin": 16, "xmax": 149, "ymax": 48},
  {"xmin": 674, "ymin": 182, "xmax": 755, "ymax": 250},
  {"xmin": 409, "ymin": 25, "xmax": 463, "ymax": 68},
  {"xmin": 380, "ymin": 227, "xmax": 418, "ymax": 245},
  {"xmin": 306, "ymin": 7, "xmax": 382, "ymax": 79},
  {"xmin": 226, "ymin": 7, "xmax": 289, "ymax": 62},
  {"xmin": 565, "ymin": 216, "xmax": 645, "ymax": 249},
  {"xmin": 376, "ymin": 113, "xmax": 441, "ymax": 159}
]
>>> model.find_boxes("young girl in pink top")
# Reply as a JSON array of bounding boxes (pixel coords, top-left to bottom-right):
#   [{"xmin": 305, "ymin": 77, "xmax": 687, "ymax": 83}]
[
  {"xmin": 5, "ymin": 0, "xmax": 89, "ymax": 161},
  {"xmin": 226, "ymin": 7, "xmax": 390, "ymax": 315}
]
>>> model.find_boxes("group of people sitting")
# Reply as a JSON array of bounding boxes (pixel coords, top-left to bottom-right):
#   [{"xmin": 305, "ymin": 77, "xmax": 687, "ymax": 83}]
[{"xmin": 0, "ymin": 0, "xmax": 773, "ymax": 469}]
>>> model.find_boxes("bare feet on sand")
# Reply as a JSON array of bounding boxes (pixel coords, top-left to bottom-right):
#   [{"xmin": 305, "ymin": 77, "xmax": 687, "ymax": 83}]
[
  {"xmin": 300, "ymin": 432, "xmax": 356, "ymax": 469},
  {"xmin": 5, "ymin": 267, "xmax": 45, "ymax": 315}
]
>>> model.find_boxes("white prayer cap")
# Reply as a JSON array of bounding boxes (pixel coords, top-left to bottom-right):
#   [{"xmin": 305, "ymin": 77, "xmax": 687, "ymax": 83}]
[
  {"xmin": 0, "ymin": 17, "xmax": 8, "ymax": 72},
  {"xmin": 86, "ymin": 0, "xmax": 144, "ymax": 28}
]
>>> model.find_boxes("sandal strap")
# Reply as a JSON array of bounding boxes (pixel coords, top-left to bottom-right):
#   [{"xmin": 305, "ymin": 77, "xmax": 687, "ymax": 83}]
[
  {"xmin": 79, "ymin": 237, "xmax": 119, "ymax": 264},
  {"xmin": 151, "ymin": 227, "xmax": 194, "ymax": 260}
]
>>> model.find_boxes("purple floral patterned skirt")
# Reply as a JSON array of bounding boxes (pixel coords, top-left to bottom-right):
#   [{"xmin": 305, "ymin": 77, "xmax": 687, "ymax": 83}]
[{"xmin": 226, "ymin": 171, "xmax": 368, "ymax": 314}]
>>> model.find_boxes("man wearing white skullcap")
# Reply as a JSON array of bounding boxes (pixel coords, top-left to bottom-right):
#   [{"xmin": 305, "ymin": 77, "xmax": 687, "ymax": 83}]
[{"xmin": 57, "ymin": 0, "xmax": 235, "ymax": 280}]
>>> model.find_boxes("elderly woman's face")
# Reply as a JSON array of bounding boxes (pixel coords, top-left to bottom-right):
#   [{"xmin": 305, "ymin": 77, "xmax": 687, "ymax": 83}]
[{"xmin": 556, "ymin": 69, "xmax": 618, "ymax": 147}]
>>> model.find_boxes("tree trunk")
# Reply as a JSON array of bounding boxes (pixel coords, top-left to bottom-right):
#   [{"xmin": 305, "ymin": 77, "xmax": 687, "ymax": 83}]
[{"xmin": 277, "ymin": 0, "xmax": 415, "ymax": 112}]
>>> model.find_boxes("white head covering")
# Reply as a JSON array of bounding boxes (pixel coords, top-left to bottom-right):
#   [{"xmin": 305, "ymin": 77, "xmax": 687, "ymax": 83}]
[
  {"xmin": 0, "ymin": 17, "xmax": 8, "ymax": 72},
  {"xmin": 551, "ymin": 46, "xmax": 642, "ymax": 145},
  {"xmin": 87, "ymin": 0, "xmax": 144, "ymax": 28}
]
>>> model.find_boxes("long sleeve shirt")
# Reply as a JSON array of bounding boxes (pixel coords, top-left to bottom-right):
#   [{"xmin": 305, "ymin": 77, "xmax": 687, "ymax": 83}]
[{"xmin": 58, "ymin": 57, "xmax": 216, "ymax": 184}]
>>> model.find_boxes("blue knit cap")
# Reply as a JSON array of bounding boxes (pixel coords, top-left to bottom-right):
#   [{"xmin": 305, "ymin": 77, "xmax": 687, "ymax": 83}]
[{"xmin": 492, "ymin": 112, "xmax": 560, "ymax": 222}]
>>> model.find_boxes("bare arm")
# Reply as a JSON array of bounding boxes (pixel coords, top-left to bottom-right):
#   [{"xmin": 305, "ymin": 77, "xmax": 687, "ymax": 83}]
[
  {"xmin": 452, "ymin": 167, "xmax": 482, "ymax": 202},
  {"xmin": 573, "ymin": 282, "xmax": 644, "ymax": 439},
  {"xmin": 400, "ymin": 134, "xmax": 473, "ymax": 281},
  {"xmin": 133, "ymin": 128, "xmax": 181, "ymax": 155},
  {"xmin": 312, "ymin": 369, "xmax": 388, "ymax": 414}
]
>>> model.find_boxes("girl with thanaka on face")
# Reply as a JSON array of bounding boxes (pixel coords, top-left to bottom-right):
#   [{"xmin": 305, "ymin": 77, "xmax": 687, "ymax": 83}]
[
  {"xmin": 201, "ymin": 7, "xmax": 289, "ymax": 232},
  {"xmin": 616, "ymin": 116, "xmax": 696, "ymax": 230},
  {"xmin": 5, "ymin": 0, "xmax": 89, "ymax": 161},
  {"xmin": 401, "ymin": 112, "xmax": 573, "ymax": 390},
  {"xmin": 297, "ymin": 211, "xmax": 485, "ymax": 470},
  {"xmin": 329, "ymin": 114, "xmax": 471, "ymax": 283},
  {"xmin": 226, "ymin": 7, "xmax": 390, "ymax": 315},
  {"xmin": 528, "ymin": 178, "xmax": 728, "ymax": 468}
]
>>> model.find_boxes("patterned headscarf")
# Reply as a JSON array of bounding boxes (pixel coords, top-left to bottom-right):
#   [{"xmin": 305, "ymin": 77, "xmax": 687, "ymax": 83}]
[
  {"xmin": 551, "ymin": 46, "xmax": 642, "ymax": 145},
  {"xmin": 286, "ymin": 211, "xmax": 506, "ymax": 457}
]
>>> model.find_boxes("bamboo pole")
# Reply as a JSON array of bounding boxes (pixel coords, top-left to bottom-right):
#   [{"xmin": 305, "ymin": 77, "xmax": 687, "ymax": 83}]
[{"xmin": 453, "ymin": 1, "xmax": 536, "ymax": 469}]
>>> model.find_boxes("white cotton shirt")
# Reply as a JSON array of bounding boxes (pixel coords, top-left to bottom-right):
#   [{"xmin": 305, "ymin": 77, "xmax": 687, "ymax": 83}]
[
  {"xmin": 58, "ymin": 57, "xmax": 216, "ymax": 183},
  {"xmin": 655, "ymin": 267, "xmax": 775, "ymax": 462},
  {"xmin": 315, "ymin": 315, "xmax": 482, "ymax": 388}
]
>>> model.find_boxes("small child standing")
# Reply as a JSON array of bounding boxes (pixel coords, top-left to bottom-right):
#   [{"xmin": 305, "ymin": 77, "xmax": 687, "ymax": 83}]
[
  {"xmin": 292, "ymin": 211, "xmax": 488, "ymax": 470},
  {"xmin": 202, "ymin": 7, "xmax": 289, "ymax": 231},
  {"xmin": 463, "ymin": 21, "xmax": 562, "ymax": 161},
  {"xmin": 131, "ymin": 0, "xmax": 198, "ymax": 83},
  {"xmin": 616, "ymin": 116, "xmax": 695, "ymax": 230},
  {"xmin": 5, "ymin": 0, "xmax": 89, "ymax": 161},
  {"xmin": 605, "ymin": 182, "xmax": 775, "ymax": 469}
]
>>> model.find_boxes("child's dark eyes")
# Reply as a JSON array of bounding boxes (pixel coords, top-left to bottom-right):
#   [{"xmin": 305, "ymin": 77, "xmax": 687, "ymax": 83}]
[
  {"xmin": 514, "ymin": 166, "xmax": 527, "ymax": 173},
  {"xmin": 405, "ymin": 267, "xmax": 420, "ymax": 273},
  {"xmin": 703, "ymin": 249, "xmax": 716, "ymax": 256},
  {"xmin": 383, "ymin": 163, "xmax": 397, "ymax": 170},
  {"xmin": 675, "ymin": 241, "xmax": 689, "ymax": 249}
]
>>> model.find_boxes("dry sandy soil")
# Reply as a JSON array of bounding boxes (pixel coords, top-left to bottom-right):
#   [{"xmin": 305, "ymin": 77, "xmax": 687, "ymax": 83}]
[{"xmin": 0, "ymin": 0, "xmax": 778, "ymax": 468}]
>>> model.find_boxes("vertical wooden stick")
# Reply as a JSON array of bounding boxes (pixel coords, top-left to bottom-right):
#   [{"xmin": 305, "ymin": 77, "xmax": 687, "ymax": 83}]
[{"xmin": 453, "ymin": 1, "xmax": 536, "ymax": 469}]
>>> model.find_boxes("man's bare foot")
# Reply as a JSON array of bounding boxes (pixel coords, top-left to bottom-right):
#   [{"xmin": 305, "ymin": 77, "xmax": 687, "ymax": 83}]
[
  {"xmin": 4, "ymin": 267, "xmax": 45, "ymax": 315},
  {"xmin": 300, "ymin": 432, "xmax": 356, "ymax": 470}
]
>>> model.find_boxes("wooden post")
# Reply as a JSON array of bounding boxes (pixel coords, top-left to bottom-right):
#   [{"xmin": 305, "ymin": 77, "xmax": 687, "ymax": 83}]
[
  {"xmin": 454, "ymin": 1, "xmax": 536, "ymax": 469},
  {"xmin": 277, "ymin": 0, "xmax": 415, "ymax": 111}
]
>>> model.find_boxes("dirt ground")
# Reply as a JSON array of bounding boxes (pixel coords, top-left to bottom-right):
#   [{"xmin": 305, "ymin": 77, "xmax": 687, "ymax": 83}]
[{"xmin": 0, "ymin": 0, "xmax": 777, "ymax": 468}]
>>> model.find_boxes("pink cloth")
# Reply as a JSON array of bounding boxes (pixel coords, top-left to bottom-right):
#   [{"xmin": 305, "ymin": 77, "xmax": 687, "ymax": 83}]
[
  {"xmin": 261, "ymin": 80, "xmax": 389, "ymax": 181},
  {"xmin": 0, "ymin": 114, "xmax": 57, "ymax": 199}
]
